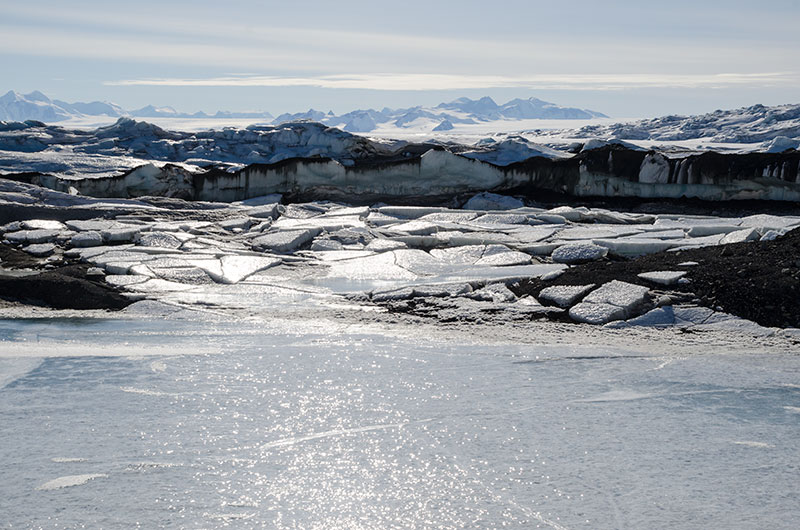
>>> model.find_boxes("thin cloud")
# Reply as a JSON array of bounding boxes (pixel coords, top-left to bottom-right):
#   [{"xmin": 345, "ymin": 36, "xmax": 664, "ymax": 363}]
[
  {"xmin": 2, "ymin": 13, "xmax": 796, "ymax": 77},
  {"xmin": 104, "ymin": 72, "xmax": 799, "ymax": 91}
]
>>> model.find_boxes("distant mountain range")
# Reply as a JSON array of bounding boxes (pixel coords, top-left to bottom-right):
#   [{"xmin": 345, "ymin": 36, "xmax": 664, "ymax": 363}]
[
  {"xmin": 0, "ymin": 90, "xmax": 607, "ymax": 132},
  {"xmin": 0, "ymin": 90, "xmax": 275, "ymax": 123}
]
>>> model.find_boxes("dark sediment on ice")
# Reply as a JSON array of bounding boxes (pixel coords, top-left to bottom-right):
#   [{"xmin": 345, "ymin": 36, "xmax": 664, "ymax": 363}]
[
  {"xmin": 0, "ymin": 243, "xmax": 41, "ymax": 269},
  {"xmin": 0, "ymin": 246, "xmax": 131, "ymax": 310},
  {"xmin": 511, "ymin": 228, "xmax": 800, "ymax": 329}
]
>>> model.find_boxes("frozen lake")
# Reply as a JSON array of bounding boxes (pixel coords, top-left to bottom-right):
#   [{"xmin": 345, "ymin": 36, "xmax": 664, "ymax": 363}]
[{"xmin": 1, "ymin": 316, "xmax": 798, "ymax": 528}]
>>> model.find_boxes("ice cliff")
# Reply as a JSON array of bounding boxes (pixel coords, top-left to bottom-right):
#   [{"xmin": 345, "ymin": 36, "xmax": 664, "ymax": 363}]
[{"xmin": 1, "ymin": 119, "xmax": 799, "ymax": 203}]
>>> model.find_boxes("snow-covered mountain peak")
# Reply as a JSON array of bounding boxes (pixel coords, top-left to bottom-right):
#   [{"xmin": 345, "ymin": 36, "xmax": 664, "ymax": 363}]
[
  {"xmin": 131, "ymin": 105, "xmax": 179, "ymax": 117},
  {"xmin": 24, "ymin": 90, "xmax": 52, "ymax": 103},
  {"xmin": 272, "ymin": 109, "xmax": 328, "ymax": 124},
  {"xmin": 0, "ymin": 91, "xmax": 20, "ymax": 105},
  {"xmin": 438, "ymin": 96, "xmax": 500, "ymax": 113},
  {"xmin": 55, "ymin": 99, "xmax": 126, "ymax": 118},
  {"xmin": 0, "ymin": 90, "xmax": 73, "ymax": 122},
  {"xmin": 1, "ymin": 90, "xmax": 52, "ymax": 104}
]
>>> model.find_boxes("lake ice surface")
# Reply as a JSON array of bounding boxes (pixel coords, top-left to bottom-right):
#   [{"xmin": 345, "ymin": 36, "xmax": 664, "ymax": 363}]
[{"xmin": 1, "ymin": 316, "xmax": 799, "ymax": 529}]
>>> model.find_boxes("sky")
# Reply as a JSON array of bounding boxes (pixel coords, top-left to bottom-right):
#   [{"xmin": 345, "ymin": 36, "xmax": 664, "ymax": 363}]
[{"xmin": 2, "ymin": 0, "xmax": 799, "ymax": 118}]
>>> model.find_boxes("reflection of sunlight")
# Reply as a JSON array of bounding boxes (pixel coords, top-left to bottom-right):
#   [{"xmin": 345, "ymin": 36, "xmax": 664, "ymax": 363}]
[
  {"xmin": 1, "ymin": 316, "xmax": 799, "ymax": 527},
  {"xmin": 260, "ymin": 419, "xmax": 430, "ymax": 450}
]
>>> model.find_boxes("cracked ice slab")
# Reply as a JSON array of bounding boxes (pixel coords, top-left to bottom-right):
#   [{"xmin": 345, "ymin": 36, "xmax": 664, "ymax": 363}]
[
  {"xmin": 432, "ymin": 263, "xmax": 565, "ymax": 285},
  {"xmin": 606, "ymin": 305, "xmax": 713, "ymax": 329},
  {"xmin": 307, "ymin": 250, "xmax": 376, "ymax": 262},
  {"xmin": 429, "ymin": 231, "xmax": 520, "ymax": 247},
  {"xmin": 323, "ymin": 250, "xmax": 420, "ymax": 283},
  {"xmin": 686, "ymin": 224, "xmax": 742, "ymax": 237},
  {"xmin": 216, "ymin": 255, "xmax": 281, "ymax": 284},
  {"xmin": 22, "ymin": 243, "xmax": 56, "ymax": 257},
  {"xmin": 637, "ymin": 271, "xmax": 688, "ymax": 286},
  {"xmin": 429, "ymin": 244, "xmax": 528, "ymax": 266},
  {"xmin": 474, "ymin": 248, "xmax": 531, "ymax": 267},
  {"xmin": 310, "ymin": 239, "xmax": 345, "ymax": 251},
  {"xmin": 607, "ymin": 305, "xmax": 775, "ymax": 336},
  {"xmin": 21, "ymin": 219, "xmax": 66, "ymax": 231},
  {"xmin": 466, "ymin": 283, "xmax": 517, "ymax": 302},
  {"xmin": 137, "ymin": 232, "xmax": 184, "ymax": 248},
  {"xmin": 551, "ymin": 243, "xmax": 608, "ymax": 264},
  {"xmin": 319, "ymin": 248, "xmax": 564, "ymax": 292},
  {"xmin": 593, "ymin": 237, "xmax": 680, "ymax": 257},
  {"xmin": 719, "ymin": 228, "xmax": 760, "ymax": 244},
  {"xmin": 251, "ymin": 228, "xmax": 321, "ymax": 252},
  {"xmin": 669, "ymin": 234, "xmax": 725, "ymax": 251},
  {"xmin": 569, "ymin": 280, "xmax": 651, "ymax": 324},
  {"xmin": 149, "ymin": 266, "xmax": 213, "ymax": 284},
  {"xmin": 124, "ymin": 278, "xmax": 198, "ymax": 293},
  {"xmin": 101, "ymin": 225, "xmax": 141, "ymax": 242},
  {"xmin": 4, "ymin": 229, "xmax": 60, "ymax": 244},
  {"xmin": 64, "ymin": 219, "xmax": 116, "ymax": 232},
  {"xmin": 217, "ymin": 217, "xmax": 253, "ymax": 231},
  {"xmin": 463, "ymin": 192, "xmax": 524, "ymax": 210},
  {"xmin": 556, "ymin": 225, "xmax": 642, "ymax": 240},
  {"xmin": 419, "ymin": 212, "xmax": 479, "ymax": 223},
  {"xmin": 364, "ymin": 239, "xmax": 407, "ymax": 252},
  {"xmin": 271, "ymin": 214, "xmax": 365, "ymax": 231},
  {"xmin": 70, "ymin": 231, "xmax": 104, "ymax": 247},
  {"xmin": 538, "ymin": 284, "xmax": 595, "ymax": 307},
  {"xmin": 739, "ymin": 214, "xmax": 800, "ymax": 232},
  {"xmin": 384, "ymin": 221, "xmax": 440, "ymax": 236}
]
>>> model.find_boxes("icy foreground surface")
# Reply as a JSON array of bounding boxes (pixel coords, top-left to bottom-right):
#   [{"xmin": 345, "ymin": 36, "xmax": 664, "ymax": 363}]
[{"xmin": 1, "ymin": 316, "xmax": 799, "ymax": 528}]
